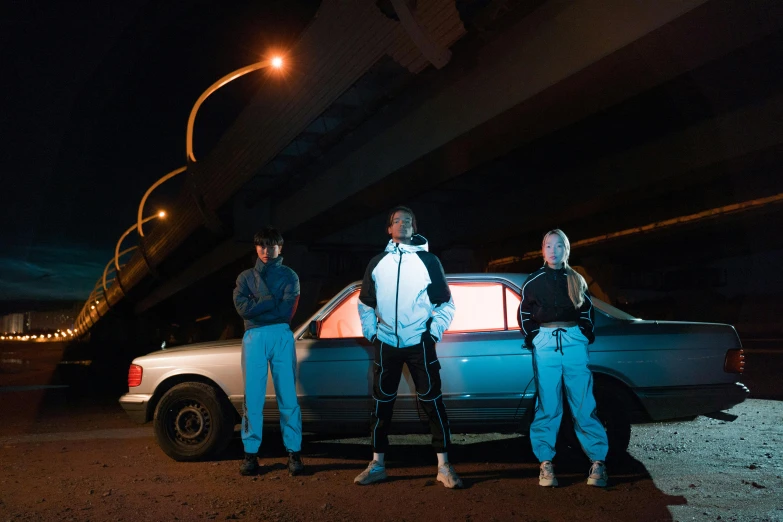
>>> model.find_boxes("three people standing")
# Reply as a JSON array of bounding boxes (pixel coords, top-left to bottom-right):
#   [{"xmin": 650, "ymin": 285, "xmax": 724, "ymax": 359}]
[{"xmin": 233, "ymin": 218, "xmax": 608, "ymax": 489}]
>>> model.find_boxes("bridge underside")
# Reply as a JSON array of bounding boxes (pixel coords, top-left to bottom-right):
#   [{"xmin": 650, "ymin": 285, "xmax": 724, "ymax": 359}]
[{"xmin": 79, "ymin": 0, "xmax": 783, "ymax": 344}]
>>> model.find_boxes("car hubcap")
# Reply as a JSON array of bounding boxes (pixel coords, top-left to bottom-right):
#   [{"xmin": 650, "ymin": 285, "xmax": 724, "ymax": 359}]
[{"xmin": 171, "ymin": 402, "xmax": 211, "ymax": 445}]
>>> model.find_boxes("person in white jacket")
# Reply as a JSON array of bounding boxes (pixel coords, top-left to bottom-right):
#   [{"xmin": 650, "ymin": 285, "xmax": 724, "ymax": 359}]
[{"xmin": 353, "ymin": 205, "xmax": 461, "ymax": 488}]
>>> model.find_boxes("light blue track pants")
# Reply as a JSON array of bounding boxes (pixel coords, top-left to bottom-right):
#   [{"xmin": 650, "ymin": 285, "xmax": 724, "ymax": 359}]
[
  {"xmin": 241, "ymin": 323, "xmax": 302, "ymax": 455},
  {"xmin": 530, "ymin": 325, "xmax": 608, "ymax": 462}
]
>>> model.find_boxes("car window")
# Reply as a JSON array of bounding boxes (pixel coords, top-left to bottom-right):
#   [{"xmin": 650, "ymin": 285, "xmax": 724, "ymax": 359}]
[
  {"xmin": 446, "ymin": 283, "xmax": 506, "ymax": 333},
  {"xmin": 505, "ymin": 287, "xmax": 521, "ymax": 330},
  {"xmin": 318, "ymin": 289, "xmax": 363, "ymax": 339},
  {"xmin": 318, "ymin": 282, "xmax": 521, "ymax": 339}
]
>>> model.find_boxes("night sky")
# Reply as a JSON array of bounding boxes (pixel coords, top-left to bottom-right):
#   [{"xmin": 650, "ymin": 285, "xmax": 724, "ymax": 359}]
[{"xmin": 0, "ymin": 0, "xmax": 319, "ymax": 305}]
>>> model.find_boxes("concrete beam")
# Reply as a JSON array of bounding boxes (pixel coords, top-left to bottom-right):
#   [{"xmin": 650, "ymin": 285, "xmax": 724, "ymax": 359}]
[{"xmin": 277, "ymin": 0, "xmax": 783, "ymax": 240}]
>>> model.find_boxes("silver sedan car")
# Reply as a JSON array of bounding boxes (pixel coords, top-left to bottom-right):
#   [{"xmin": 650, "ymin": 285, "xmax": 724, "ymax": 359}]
[{"xmin": 120, "ymin": 273, "xmax": 748, "ymax": 461}]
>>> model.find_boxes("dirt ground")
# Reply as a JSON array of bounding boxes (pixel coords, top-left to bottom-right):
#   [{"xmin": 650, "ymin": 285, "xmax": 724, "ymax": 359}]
[{"xmin": 1, "ymin": 341, "xmax": 781, "ymax": 522}]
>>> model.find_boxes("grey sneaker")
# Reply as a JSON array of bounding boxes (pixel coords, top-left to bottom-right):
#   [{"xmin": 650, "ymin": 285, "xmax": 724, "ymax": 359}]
[
  {"xmin": 539, "ymin": 460, "xmax": 558, "ymax": 487},
  {"xmin": 436, "ymin": 463, "xmax": 463, "ymax": 489},
  {"xmin": 587, "ymin": 460, "xmax": 608, "ymax": 487},
  {"xmin": 353, "ymin": 460, "xmax": 387, "ymax": 485}
]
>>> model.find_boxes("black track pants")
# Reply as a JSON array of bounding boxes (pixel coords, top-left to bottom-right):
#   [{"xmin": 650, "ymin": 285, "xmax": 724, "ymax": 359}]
[{"xmin": 370, "ymin": 339, "xmax": 451, "ymax": 453}]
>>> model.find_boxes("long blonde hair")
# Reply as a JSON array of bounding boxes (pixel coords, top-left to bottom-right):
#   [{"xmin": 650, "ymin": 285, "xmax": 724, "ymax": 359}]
[{"xmin": 542, "ymin": 229, "xmax": 587, "ymax": 309}]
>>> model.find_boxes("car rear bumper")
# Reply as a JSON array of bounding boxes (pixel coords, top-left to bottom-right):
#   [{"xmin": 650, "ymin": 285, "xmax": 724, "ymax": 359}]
[
  {"xmin": 119, "ymin": 393, "xmax": 152, "ymax": 424},
  {"xmin": 635, "ymin": 381, "xmax": 749, "ymax": 421}
]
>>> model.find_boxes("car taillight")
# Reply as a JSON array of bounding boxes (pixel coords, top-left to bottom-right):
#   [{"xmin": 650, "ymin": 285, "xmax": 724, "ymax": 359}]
[
  {"xmin": 724, "ymin": 349, "xmax": 745, "ymax": 374},
  {"xmin": 128, "ymin": 364, "xmax": 143, "ymax": 387}
]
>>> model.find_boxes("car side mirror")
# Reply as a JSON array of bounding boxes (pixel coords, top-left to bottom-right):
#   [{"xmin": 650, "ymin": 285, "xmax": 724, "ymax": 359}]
[{"xmin": 307, "ymin": 320, "xmax": 321, "ymax": 339}]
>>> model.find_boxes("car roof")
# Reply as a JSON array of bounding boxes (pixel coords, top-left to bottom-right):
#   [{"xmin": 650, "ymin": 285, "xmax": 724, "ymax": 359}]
[{"xmin": 345, "ymin": 273, "xmax": 528, "ymax": 290}]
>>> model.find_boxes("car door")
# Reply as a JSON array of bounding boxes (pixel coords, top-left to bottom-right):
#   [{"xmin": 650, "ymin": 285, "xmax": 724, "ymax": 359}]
[
  {"xmin": 294, "ymin": 288, "xmax": 376, "ymax": 432},
  {"xmin": 431, "ymin": 281, "xmax": 535, "ymax": 432},
  {"xmin": 292, "ymin": 280, "xmax": 536, "ymax": 434}
]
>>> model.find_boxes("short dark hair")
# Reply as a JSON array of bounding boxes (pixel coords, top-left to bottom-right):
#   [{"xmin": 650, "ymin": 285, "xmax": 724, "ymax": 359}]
[
  {"xmin": 386, "ymin": 205, "xmax": 417, "ymax": 233},
  {"xmin": 253, "ymin": 226, "xmax": 284, "ymax": 247}
]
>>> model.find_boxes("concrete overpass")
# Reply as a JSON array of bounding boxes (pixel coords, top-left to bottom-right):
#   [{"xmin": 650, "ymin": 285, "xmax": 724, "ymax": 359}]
[{"xmin": 76, "ymin": 0, "xmax": 783, "ymax": 340}]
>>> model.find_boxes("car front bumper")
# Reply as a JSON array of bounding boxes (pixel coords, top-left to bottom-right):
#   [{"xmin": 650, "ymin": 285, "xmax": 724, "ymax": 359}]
[
  {"xmin": 119, "ymin": 393, "xmax": 152, "ymax": 424},
  {"xmin": 636, "ymin": 381, "xmax": 750, "ymax": 421}
]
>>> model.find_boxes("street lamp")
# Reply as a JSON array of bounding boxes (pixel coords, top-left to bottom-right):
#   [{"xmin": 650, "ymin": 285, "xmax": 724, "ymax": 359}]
[
  {"xmin": 137, "ymin": 166, "xmax": 187, "ymax": 237},
  {"xmin": 115, "ymin": 211, "xmax": 166, "ymax": 273},
  {"xmin": 186, "ymin": 55, "xmax": 284, "ymax": 163},
  {"xmin": 102, "ymin": 248, "xmax": 135, "ymax": 293}
]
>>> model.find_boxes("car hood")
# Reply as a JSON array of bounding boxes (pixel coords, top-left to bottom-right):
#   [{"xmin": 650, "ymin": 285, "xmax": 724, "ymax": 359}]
[{"xmin": 140, "ymin": 339, "xmax": 241, "ymax": 359}]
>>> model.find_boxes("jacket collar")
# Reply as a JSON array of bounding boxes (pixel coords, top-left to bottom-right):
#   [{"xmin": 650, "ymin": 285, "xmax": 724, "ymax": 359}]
[
  {"xmin": 542, "ymin": 264, "xmax": 567, "ymax": 275},
  {"xmin": 384, "ymin": 234, "xmax": 429, "ymax": 254},
  {"xmin": 255, "ymin": 256, "xmax": 283, "ymax": 273}
]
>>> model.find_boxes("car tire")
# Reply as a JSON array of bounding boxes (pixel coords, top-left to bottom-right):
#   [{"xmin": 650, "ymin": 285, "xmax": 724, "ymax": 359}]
[
  {"xmin": 555, "ymin": 381, "xmax": 632, "ymax": 463},
  {"xmin": 153, "ymin": 382, "xmax": 234, "ymax": 462}
]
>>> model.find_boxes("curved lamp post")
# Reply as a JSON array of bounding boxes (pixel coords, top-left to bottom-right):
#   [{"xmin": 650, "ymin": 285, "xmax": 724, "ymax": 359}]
[
  {"xmin": 102, "ymin": 247, "xmax": 136, "ymax": 292},
  {"xmin": 115, "ymin": 211, "xmax": 166, "ymax": 273},
  {"xmin": 186, "ymin": 56, "xmax": 284, "ymax": 163},
  {"xmin": 137, "ymin": 166, "xmax": 186, "ymax": 237}
]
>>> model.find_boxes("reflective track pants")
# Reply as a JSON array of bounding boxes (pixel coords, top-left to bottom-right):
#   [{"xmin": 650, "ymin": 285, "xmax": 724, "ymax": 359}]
[
  {"xmin": 241, "ymin": 323, "xmax": 302, "ymax": 455},
  {"xmin": 370, "ymin": 340, "xmax": 451, "ymax": 453},
  {"xmin": 530, "ymin": 325, "xmax": 608, "ymax": 462}
]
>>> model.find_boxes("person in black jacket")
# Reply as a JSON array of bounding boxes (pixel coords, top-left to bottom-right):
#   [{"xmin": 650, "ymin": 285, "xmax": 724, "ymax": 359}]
[
  {"xmin": 518, "ymin": 229, "xmax": 609, "ymax": 488},
  {"xmin": 232, "ymin": 226, "xmax": 303, "ymax": 477}
]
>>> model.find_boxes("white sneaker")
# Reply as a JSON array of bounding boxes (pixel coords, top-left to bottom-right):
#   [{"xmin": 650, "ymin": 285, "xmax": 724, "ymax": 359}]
[
  {"xmin": 436, "ymin": 463, "xmax": 463, "ymax": 489},
  {"xmin": 587, "ymin": 460, "xmax": 608, "ymax": 487},
  {"xmin": 353, "ymin": 460, "xmax": 387, "ymax": 485},
  {"xmin": 539, "ymin": 460, "xmax": 558, "ymax": 487}
]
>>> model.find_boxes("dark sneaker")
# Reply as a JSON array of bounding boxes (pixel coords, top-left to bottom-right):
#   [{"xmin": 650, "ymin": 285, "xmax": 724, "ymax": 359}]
[
  {"xmin": 287, "ymin": 451, "xmax": 304, "ymax": 476},
  {"xmin": 539, "ymin": 460, "xmax": 558, "ymax": 487},
  {"xmin": 240, "ymin": 453, "xmax": 259, "ymax": 476},
  {"xmin": 353, "ymin": 460, "xmax": 387, "ymax": 485},
  {"xmin": 587, "ymin": 460, "xmax": 608, "ymax": 487}
]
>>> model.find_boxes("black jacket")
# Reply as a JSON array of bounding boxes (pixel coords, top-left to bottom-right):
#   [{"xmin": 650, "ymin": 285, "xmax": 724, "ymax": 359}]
[{"xmin": 517, "ymin": 265, "xmax": 595, "ymax": 347}]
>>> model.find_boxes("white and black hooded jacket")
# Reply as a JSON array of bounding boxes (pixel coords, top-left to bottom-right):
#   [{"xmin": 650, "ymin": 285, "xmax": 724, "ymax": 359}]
[{"xmin": 358, "ymin": 234, "xmax": 456, "ymax": 347}]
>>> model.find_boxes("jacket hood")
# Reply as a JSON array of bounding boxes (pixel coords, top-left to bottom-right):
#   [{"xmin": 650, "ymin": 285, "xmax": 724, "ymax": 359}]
[{"xmin": 384, "ymin": 234, "xmax": 429, "ymax": 254}]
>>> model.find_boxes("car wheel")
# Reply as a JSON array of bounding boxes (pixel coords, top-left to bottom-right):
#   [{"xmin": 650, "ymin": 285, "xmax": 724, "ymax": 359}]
[
  {"xmin": 556, "ymin": 382, "xmax": 632, "ymax": 463},
  {"xmin": 153, "ymin": 382, "xmax": 234, "ymax": 462}
]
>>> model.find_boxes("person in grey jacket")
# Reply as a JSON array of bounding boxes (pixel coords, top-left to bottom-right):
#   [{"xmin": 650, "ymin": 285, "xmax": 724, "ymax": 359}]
[
  {"xmin": 232, "ymin": 226, "xmax": 303, "ymax": 477},
  {"xmin": 353, "ymin": 205, "xmax": 462, "ymax": 489}
]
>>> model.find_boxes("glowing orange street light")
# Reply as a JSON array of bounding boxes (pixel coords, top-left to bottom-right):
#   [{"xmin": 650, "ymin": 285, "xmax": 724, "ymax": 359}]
[
  {"xmin": 186, "ymin": 55, "xmax": 285, "ymax": 163},
  {"xmin": 115, "ymin": 211, "xmax": 166, "ymax": 273},
  {"xmin": 137, "ymin": 166, "xmax": 187, "ymax": 237}
]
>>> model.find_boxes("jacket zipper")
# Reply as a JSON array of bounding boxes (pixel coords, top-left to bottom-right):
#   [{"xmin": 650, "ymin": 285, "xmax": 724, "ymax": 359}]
[{"xmin": 395, "ymin": 246, "xmax": 402, "ymax": 347}]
